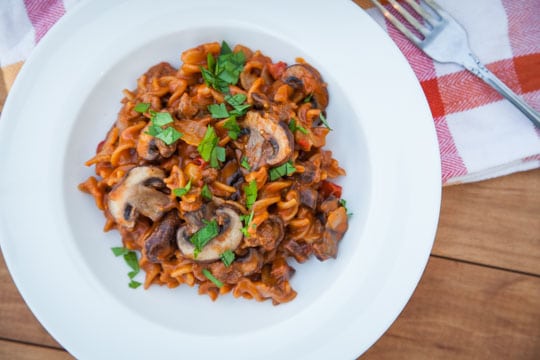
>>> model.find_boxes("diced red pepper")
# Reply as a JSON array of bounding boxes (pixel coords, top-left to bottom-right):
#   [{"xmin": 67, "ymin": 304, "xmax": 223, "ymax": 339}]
[
  {"xmin": 267, "ymin": 61, "xmax": 287, "ymax": 80},
  {"xmin": 320, "ymin": 180, "xmax": 342, "ymax": 199},
  {"xmin": 193, "ymin": 157, "xmax": 207, "ymax": 168}
]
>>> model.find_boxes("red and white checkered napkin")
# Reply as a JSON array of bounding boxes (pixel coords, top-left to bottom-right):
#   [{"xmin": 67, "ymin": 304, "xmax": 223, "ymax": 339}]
[
  {"xmin": 363, "ymin": 0, "xmax": 540, "ymax": 185},
  {"xmin": 1, "ymin": 0, "xmax": 539, "ymax": 185}
]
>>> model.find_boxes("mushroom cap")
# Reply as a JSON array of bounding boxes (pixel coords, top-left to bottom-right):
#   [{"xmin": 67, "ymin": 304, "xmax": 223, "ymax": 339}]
[
  {"xmin": 244, "ymin": 111, "xmax": 294, "ymax": 170},
  {"xmin": 107, "ymin": 166, "xmax": 175, "ymax": 229},
  {"xmin": 177, "ymin": 206, "xmax": 243, "ymax": 262},
  {"xmin": 144, "ymin": 211, "xmax": 180, "ymax": 263},
  {"xmin": 281, "ymin": 64, "xmax": 329, "ymax": 109}
]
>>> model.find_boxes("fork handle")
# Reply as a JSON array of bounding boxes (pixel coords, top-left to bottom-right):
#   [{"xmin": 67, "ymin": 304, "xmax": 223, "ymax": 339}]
[{"xmin": 462, "ymin": 53, "xmax": 540, "ymax": 128}]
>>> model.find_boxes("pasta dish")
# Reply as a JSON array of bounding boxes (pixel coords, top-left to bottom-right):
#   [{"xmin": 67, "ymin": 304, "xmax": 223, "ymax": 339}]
[{"xmin": 79, "ymin": 41, "xmax": 349, "ymax": 304}]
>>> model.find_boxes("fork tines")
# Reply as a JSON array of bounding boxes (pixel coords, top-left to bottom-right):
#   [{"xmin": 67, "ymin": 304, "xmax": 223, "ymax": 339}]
[{"xmin": 370, "ymin": 0, "xmax": 441, "ymax": 45}]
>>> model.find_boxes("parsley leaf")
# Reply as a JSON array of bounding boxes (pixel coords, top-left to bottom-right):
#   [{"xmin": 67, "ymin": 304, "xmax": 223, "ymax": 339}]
[
  {"xmin": 240, "ymin": 156, "xmax": 251, "ymax": 170},
  {"xmin": 111, "ymin": 246, "xmax": 130, "ymax": 256},
  {"xmin": 173, "ymin": 179, "xmax": 192, "ymax": 197},
  {"xmin": 190, "ymin": 219, "xmax": 219, "ymax": 258},
  {"xmin": 221, "ymin": 40, "xmax": 233, "ymax": 55},
  {"xmin": 225, "ymin": 94, "xmax": 251, "ymax": 116},
  {"xmin": 144, "ymin": 111, "xmax": 182, "ymax": 145},
  {"xmin": 223, "ymin": 116, "xmax": 241, "ymax": 140},
  {"xmin": 220, "ymin": 250, "xmax": 235, "ymax": 267},
  {"xmin": 339, "ymin": 199, "xmax": 353, "ymax": 217},
  {"xmin": 201, "ymin": 184, "xmax": 212, "ymax": 200},
  {"xmin": 208, "ymin": 103, "xmax": 230, "ymax": 118},
  {"xmin": 244, "ymin": 180, "xmax": 257, "ymax": 209},
  {"xmin": 319, "ymin": 113, "xmax": 332, "ymax": 130},
  {"xmin": 197, "ymin": 126, "xmax": 219, "ymax": 162},
  {"xmin": 240, "ymin": 210, "xmax": 255, "ymax": 237},
  {"xmin": 152, "ymin": 112, "xmax": 174, "ymax": 126},
  {"xmin": 210, "ymin": 145, "xmax": 226, "ymax": 168},
  {"xmin": 111, "ymin": 247, "xmax": 141, "ymax": 289},
  {"xmin": 155, "ymin": 126, "xmax": 182, "ymax": 145},
  {"xmin": 269, "ymin": 161, "xmax": 297, "ymax": 181},
  {"xmin": 289, "ymin": 118, "xmax": 309, "ymax": 134},
  {"xmin": 201, "ymin": 41, "xmax": 246, "ymax": 94},
  {"xmin": 303, "ymin": 93, "xmax": 313, "ymax": 103},
  {"xmin": 134, "ymin": 102, "xmax": 150, "ymax": 113},
  {"xmin": 202, "ymin": 268, "xmax": 224, "ymax": 288}
]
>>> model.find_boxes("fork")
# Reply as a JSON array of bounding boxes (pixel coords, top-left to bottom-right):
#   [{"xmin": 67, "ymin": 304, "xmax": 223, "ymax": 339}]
[{"xmin": 370, "ymin": 0, "xmax": 540, "ymax": 128}]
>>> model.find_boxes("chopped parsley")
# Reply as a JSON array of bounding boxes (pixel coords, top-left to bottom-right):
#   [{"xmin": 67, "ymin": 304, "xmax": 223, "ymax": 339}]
[
  {"xmin": 319, "ymin": 113, "xmax": 332, "ymax": 130},
  {"xmin": 208, "ymin": 103, "xmax": 230, "ymax": 118},
  {"xmin": 201, "ymin": 41, "xmax": 246, "ymax": 94},
  {"xmin": 220, "ymin": 250, "xmax": 235, "ymax": 267},
  {"xmin": 269, "ymin": 161, "xmax": 297, "ymax": 181},
  {"xmin": 244, "ymin": 180, "xmax": 257, "ymax": 209},
  {"xmin": 139, "ymin": 105, "xmax": 183, "ymax": 145},
  {"xmin": 303, "ymin": 93, "xmax": 313, "ymax": 103},
  {"xmin": 173, "ymin": 179, "xmax": 192, "ymax": 197},
  {"xmin": 223, "ymin": 116, "xmax": 241, "ymax": 140},
  {"xmin": 225, "ymin": 94, "xmax": 250, "ymax": 116},
  {"xmin": 240, "ymin": 210, "xmax": 255, "ymax": 237},
  {"xmin": 134, "ymin": 102, "xmax": 150, "ymax": 113},
  {"xmin": 202, "ymin": 268, "xmax": 224, "ymax": 288},
  {"xmin": 288, "ymin": 118, "xmax": 309, "ymax": 135},
  {"xmin": 339, "ymin": 199, "xmax": 353, "ymax": 217},
  {"xmin": 240, "ymin": 156, "xmax": 251, "ymax": 170},
  {"xmin": 197, "ymin": 126, "xmax": 226, "ymax": 168},
  {"xmin": 111, "ymin": 247, "xmax": 141, "ymax": 289},
  {"xmin": 190, "ymin": 219, "xmax": 219, "ymax": 259},
  {"xmin": 207, "ymin": 94, "xmax": 250, "ymax": 140},
  {"xmin": 201, "ymin": 184, "xmax": 212, "ymax": 200}
]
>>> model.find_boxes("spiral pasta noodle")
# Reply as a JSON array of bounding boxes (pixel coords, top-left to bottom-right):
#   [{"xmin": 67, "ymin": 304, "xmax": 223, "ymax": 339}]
[{"xmin": 78, "ymin": 41, "xmax": 349, "ymax": 305}]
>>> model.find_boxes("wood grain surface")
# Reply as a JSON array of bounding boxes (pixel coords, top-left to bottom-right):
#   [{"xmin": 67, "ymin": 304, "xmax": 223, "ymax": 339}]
[{"xmin": 1, "ymin": 169, "xmax": 538, "ymax": 359}]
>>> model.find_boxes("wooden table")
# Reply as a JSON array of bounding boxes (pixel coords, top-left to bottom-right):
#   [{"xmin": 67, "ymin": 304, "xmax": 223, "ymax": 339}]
[{"xmin": 1, "ymin": 169, "xmax": 538, "ymax": 359}]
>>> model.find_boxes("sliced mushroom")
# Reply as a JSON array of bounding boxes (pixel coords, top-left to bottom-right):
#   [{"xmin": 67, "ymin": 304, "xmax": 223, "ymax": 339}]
[
  {"xmin": 177, "ymin": 206, "xmax": 243, "ymax": 261},
  {"xmin": 281, "ymin": 64, "xmax": 329, "ymax": 109},
  {"xmin": 313, "ymin": 206, "xmax": 348, "ymax": 261},
  {"xmin": 244, "ymin": 111, "xmax": 293, "ymax": 170},
  {"xmin": 144, "ymin": 211, "xmax": 180, "ymax": 263},
  {"xmin": 107, "ymin": 166, "xmax": 175, "ymax": 229},
  {"xmin": 136, "ymin": 123, "xmax": 177, "ymax": 161}
]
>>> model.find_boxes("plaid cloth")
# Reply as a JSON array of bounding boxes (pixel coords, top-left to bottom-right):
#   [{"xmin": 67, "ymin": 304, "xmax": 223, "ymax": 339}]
[
  {"xmin": 359, "ymin": 0, "xmax": 540, "ymax": 184},
  {"xmin": 1, "ymin": 0, "xmax": 539, "ymax": 185}
]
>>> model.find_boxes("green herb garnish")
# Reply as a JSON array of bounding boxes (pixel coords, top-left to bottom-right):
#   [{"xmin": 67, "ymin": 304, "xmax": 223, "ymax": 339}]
[
  {"xmin": 288, "ymin": 118, "xmax": 309, "ymax": 134},
  {"xmin": 134, "ymin": 102, "xmax": 150, "ymax": 113},
  {"xmin": 208, "ymin": 103, "xmax": 230, "ymax": 118},
  {"xmin": 225, "ymin": 94, "xmax": 250, "ymax": 116},
  {"xmin": 220, "ymin": 250, "xmax": 235, "ymax": 267},
  {"xmin": 245, "ymin": 180, "xmax": 257, "ymax": 209},
  {"xmin": 202, "ymin": 268, "xmax": 224, "ymax": 288},
  {"xmin": 240, "ymin": 156, "xmax": 251, "ymax": 170},
  {"xmin": 223, "ymin": 116, "xmax": 241, "ymax": 140},
  {"xmin": 111, "ymin": 247, "xmax": 141, "ymax": 289},
  {"xmin": 201, "ymin": 184, "xmax": 212, "ymax": 200},
  {"xmin": 319, "ymin": 113, "xmax": 332, "ymax": 130},
  {"xmin": 142, "ymin": 108, "xmax": 183, "ymax": 145},
  {"xmin": 269, "ymin": 161, "xmax": 297, "ymax": 181},
  {"xmin": 303, "ymin": 93, "xmax": 313, "ymax": 103},
  {"xmin": 200, "ymin": 41, "xmax": 246, "ymax": 94},
  {"xmin": 240, "ymin": 210, "xmax": 255, "ymax": 237},
  {"xmin": 197, "ymin": 126, "xmax": 226, "ymax": 168},
  {"xmin": 339, "ymin": 199, "xmax": 353, "ymax": 217},
  {"xmin": 190, "ymin": 219, "xmax": 219, "ymax": 258},
  {"xmin": 173, "ymin": 179, "xmax": 192, "ymax": 197}
]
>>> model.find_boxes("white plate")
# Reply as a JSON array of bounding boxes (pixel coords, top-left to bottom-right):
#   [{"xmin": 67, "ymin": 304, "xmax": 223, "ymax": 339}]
[{"xmin": 0, "ymin": 0, "xmax": 441, "ymax": 358}]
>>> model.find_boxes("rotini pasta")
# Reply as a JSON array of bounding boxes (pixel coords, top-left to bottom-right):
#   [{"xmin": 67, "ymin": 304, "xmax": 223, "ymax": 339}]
[{"xmin": 78, "ymin": 41, "xmax": 349, "ymax": 305}]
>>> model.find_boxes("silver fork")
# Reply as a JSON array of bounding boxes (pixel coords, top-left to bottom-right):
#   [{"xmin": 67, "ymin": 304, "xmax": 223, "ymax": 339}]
[{"xmin": 370, "ymin": 0, "xmax": 540, "ymax": 128}]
